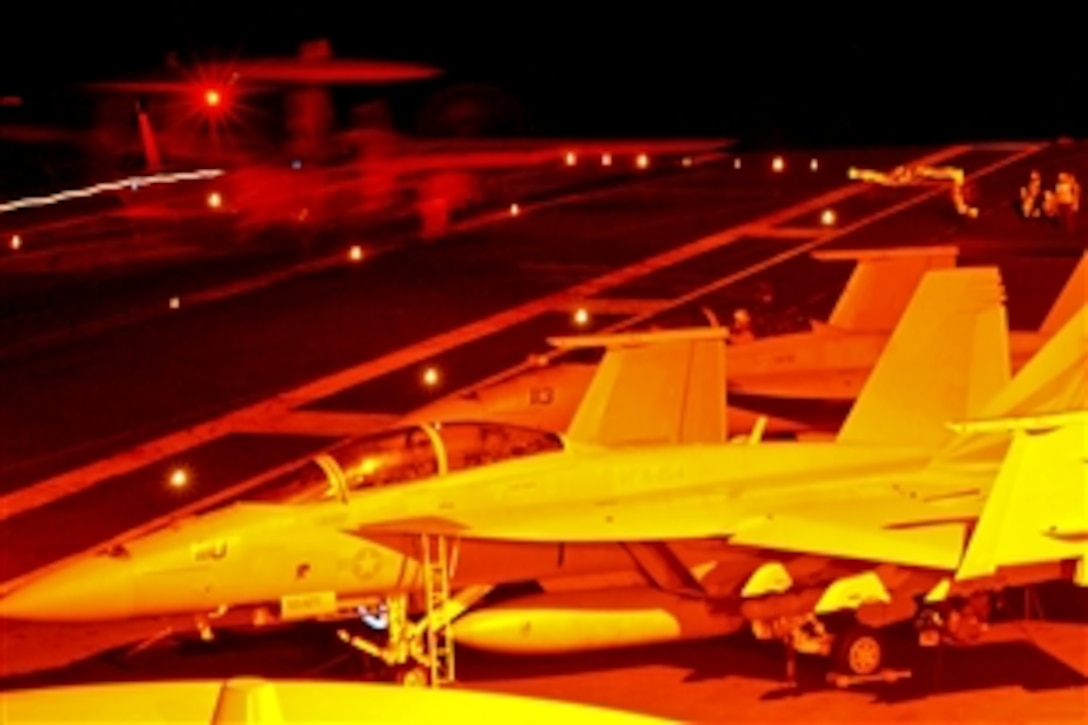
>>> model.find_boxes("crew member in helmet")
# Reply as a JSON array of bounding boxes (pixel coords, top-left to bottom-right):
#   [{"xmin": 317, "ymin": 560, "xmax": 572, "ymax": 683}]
[
  {"xmin": 1020, "ymin": 170, "xmax": 1043, "ymax": 218},
  {"xmin": 730, "ymin": 308, "xmax": 755, "ymax": 343}
]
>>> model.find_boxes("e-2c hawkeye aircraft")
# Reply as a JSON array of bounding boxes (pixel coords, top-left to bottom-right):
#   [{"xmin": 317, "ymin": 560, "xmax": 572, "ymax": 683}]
[
  {"xmin": 402, "ymin": 248, "xmax": 1087, "ymax": 436},
  {"xmin": 3, "ymin": 267, "xmax": 1084, "ymax": 688}
]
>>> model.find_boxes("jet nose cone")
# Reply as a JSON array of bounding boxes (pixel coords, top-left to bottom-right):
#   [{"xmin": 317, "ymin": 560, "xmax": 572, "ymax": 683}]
[{"xmin": 1, "ymin": 554, "xmax": 136, "ymax": 622}]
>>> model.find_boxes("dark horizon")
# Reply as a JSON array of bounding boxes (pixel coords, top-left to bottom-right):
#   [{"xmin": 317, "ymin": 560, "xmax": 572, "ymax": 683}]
[{"xmin": 2, "ymin": 7, "xmax": 1086, "ymax": 144}]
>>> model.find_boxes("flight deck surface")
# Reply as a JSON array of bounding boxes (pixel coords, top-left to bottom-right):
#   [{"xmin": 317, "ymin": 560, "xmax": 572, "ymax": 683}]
[{"xmin": 1, "ymin": 140, "xmax": 1085, "ymax": 721}]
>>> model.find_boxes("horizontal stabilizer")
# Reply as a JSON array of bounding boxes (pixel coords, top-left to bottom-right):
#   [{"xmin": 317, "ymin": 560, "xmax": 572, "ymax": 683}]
[
  {"xmin": 815, "ymin": 246, "xmax": 959, "ymax": 332},
  {"xmin": 558, "ymin": 328, "xmax": 728, "ymax": 446},
  {"xmin": 956, "ymin": 418, "xmax": 1088, "ymax": 582},
  {"xmin": 838, "ymin": 268, "xmax": 1010, "ymax": 451}
]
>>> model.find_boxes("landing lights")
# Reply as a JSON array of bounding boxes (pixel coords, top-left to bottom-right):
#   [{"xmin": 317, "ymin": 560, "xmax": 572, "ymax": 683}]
[
  {"xmin": 348, "ymin": 245, "xmax": 365, "ymax": 262},
  {"xmin": 421, "ymin": 366, "xmax": 440, "ymax": 388},
  {"xmin": 821, "ymin": 209, "xmax": 837, "ymax": 226},
  {"xmin": 572, "ymin": 307, "xmax": 590, "ymax": 327},
  {"xmin": 9, "ymin": 234, "xmax": 21, "ymax": 251},
  {"xmin": 772, "ymin": 156, "xmax": 785, "ymax": 173},
  {"xmin": 168, "ymin": 468, "xmax": 190, "ymax": 489}
]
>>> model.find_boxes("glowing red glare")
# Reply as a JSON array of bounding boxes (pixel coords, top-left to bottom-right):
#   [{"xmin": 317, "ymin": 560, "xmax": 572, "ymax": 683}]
[
  {"xmin": 601, "ymin": 153, "xmax": 612, "ymax": 167},
  {"xmin": 636, "ymin": 153, "xmax": 650, "ymax": 169},
  {"xmin": 204, "ymin": 88, "xmax": 222, "ymax": 108},
  {"xmin": 564, "ymin": 151, "xmax": 577, "ymax": 167},
  {"xmin": 206, "ymin": 191, "xmax": 222, "ymax": 209},
  {"xmin": 509, "ymin": 203, "xmax": 520, "ymax": 217},
  {"xmin": 348, "ymin": 245, "xmax": 364, "ymax": 262}
]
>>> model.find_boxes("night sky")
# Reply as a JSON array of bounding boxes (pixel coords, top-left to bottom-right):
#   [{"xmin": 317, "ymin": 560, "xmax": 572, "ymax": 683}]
[{"xmin": 1, "ymin": 5, "xmax": 1085, "ymax": 144}]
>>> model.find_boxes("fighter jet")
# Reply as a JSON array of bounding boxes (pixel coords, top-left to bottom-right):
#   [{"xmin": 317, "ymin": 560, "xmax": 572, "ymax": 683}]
[
  {"xmin": 5, "ymin": 267, "xmax": 1084, "ymax": 688},
  {"xmin": 403, "ymin": 248, "xmax": 1088, "ymax": 436}
]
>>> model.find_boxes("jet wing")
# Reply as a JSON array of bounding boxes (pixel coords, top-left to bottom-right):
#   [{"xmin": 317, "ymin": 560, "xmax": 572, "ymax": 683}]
[
  {"xmin": 359, "ymin": 480, "xmax": 974, "ymax": 571},
  {"xmin": 358, "ymin": 491, "xmax": 736, "ymax": 541}
]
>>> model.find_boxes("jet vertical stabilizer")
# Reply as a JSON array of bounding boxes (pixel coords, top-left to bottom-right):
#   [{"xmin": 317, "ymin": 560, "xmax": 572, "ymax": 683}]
[
  {"xmin": 137, "ymin": 106, "xmax": 163, "ymax": 172},
  {"xmin": 1039, "ymin": 253, "xmax": 1088, "ymax": 335},
  {"xmin": 550, "ymin": 327, "xmax": 727, "ymax": 446},
  {"xmin": 814, "ymin": 245, "xmax": 959, "ymax": 332},
  {"xmin": 981, "ymin": 305, "xmax": 1088, "ymax": 419},
  {"xmin": 837, "ymin": 268, "xmax": 1010, "ymax": 451}
]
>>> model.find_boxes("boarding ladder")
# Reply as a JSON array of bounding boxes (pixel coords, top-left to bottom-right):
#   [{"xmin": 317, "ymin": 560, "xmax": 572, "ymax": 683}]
[{"xmin": 420, "ymin": 533, "xmax": 456, "ymax": 686}]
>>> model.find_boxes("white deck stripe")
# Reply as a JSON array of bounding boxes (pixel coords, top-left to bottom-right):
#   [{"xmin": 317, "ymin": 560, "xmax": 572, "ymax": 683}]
[{"xmin": 757, "ymin": 227, "xmax": 828, "ymax": 238}]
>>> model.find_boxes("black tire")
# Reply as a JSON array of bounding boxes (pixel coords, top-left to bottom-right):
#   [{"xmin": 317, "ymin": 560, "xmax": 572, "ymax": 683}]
[{"xmin": 832, "ymin": 626, "xmax": 884, "ymax": 677}]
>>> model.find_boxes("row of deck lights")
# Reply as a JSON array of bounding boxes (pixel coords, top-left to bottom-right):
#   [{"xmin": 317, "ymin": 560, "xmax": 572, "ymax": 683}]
[{"xmin": 563, "ymin": 152, "xmax": 662, "ymax": 169}]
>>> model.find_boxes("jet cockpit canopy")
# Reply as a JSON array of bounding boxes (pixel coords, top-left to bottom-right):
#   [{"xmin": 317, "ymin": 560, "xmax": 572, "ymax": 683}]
[{"xmin": 253, "ymin": 421, "xmax": 564, "ymax": 503}]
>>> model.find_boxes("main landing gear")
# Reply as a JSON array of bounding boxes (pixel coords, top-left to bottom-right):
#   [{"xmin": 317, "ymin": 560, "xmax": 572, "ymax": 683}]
[{"xmin": 763, "ymin": 614, "xmax": 911, "ymax": 690}]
